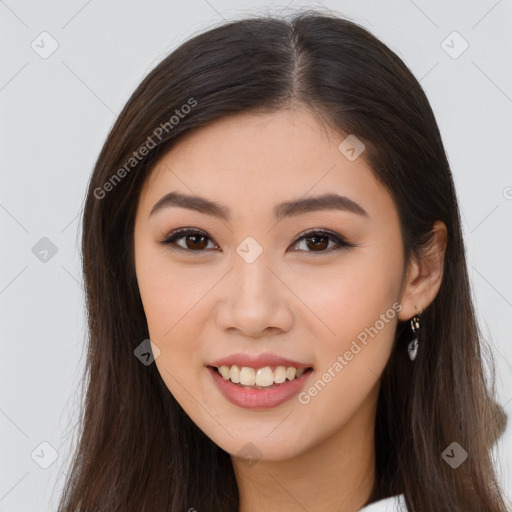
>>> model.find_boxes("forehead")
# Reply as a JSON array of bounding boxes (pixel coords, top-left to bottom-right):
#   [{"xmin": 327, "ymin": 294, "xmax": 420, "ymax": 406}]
[{"xmin": 137, "ymin": 108, "xmax": 394, "ymax": 222}]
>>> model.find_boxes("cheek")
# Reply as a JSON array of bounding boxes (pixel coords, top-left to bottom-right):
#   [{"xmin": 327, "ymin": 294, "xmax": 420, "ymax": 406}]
[
  {"xmin": 135, "ymin": 241, "xmax": 210, "ymax": 341},
  {"xmin": 290, "ymin": 249, "xmax": 403, "ymax": 411},
  {"xmin": 293, "ymin": 253, "xmax": 402, "ymax": 346},
  {"xmin": 137, "ymin": 265, "xmax": 207, "ymax": 407},
  {"xmin": 134, "ymin": 247, "xmax": 221, "ymax": 411},
  {"xmin": 290, "ymin": 261, "xmax": 400, "ymax": 443},
  {"xmin": 138, "ymin": 270, "xmax": 207, "ymax": 367},
  {"xmin": 134, "ymin": 225, "xmax": 187, "ymax": 399}
]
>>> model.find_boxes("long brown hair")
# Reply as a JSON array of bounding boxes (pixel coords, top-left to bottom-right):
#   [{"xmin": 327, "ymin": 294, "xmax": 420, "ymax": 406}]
[{"xmin": 56, "ymin": 9, "xmax": 509, "ymax": 511}]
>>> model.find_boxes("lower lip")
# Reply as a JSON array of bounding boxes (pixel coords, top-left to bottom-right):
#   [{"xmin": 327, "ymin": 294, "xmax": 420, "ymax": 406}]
[{"xmin": 207, "ymin": 366, "xmax": 313, "ymax": 409}]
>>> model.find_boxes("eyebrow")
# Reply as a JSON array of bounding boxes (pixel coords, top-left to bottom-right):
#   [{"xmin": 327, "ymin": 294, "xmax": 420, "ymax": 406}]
[{"xmin": 149, "ymin": 191, "xmax": 369, "ymax": 221}]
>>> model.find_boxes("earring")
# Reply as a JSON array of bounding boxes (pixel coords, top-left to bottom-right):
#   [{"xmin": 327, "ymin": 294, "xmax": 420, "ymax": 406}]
[{"xmin": 408, "ymin": 313, "xmax": 421, "ymax": 361}]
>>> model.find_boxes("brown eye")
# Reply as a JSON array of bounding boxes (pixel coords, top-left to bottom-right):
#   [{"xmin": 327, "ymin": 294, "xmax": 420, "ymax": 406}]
[
  {"xmin": 159, "ymin": 228, "xmax": 218, "ymax": 253},
  {"xmin": 303, "ymin": 234, "xmax": 329, "ymax": 251},
  {"xmin": 182, "ymin": 233, "xmax": 209, "ymax": 250},
  {"xmin": 159, "ymin": 228, "xmax": 353, "ymax": 255},
  {"xmin": 291, "ymin": 230, "xmax": 352, "ymax": 253}
]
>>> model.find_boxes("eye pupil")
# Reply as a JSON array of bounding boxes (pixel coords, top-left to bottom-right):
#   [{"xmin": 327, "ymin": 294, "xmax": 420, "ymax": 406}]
[
  {"xmin": 306, "ymin": 235, "xmax": 329, "ymax": 251},
  {"xmin": 186, "ymin": 234, "xmax": 208, "ymax": 250}
]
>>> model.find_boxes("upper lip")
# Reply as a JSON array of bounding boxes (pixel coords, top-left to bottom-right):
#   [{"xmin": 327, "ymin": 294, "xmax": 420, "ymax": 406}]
[{"xmin": 208, "ymin": 352, "xmax": 313, "ymax": 369}]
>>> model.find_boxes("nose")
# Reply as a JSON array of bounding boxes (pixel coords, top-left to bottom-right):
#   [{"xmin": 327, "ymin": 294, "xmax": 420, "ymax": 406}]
[{"xmin": 215, "ymin": 252, "xmax": 294, "ymax": 338}]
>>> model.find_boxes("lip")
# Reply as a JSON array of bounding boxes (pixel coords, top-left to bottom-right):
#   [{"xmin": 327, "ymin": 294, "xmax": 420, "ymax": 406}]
[
  {"xmin": 208, "ymin": 352, "xmax": 313, "ymax": 370},
  {"xmin": 207, "ymin": 364, "xmax": 314, "ymax": 410}
]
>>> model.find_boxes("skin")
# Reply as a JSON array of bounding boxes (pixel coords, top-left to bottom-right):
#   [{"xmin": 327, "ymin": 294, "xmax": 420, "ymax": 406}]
[{"xmin": 133, "ymin": 107, "xmax": 447, "ymax": 511}]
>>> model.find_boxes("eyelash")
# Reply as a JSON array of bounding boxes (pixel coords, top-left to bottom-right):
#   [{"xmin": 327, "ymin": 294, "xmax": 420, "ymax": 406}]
[{"xmin": 157, "ymin": 227, "xmax": 355, "ymax": 255}]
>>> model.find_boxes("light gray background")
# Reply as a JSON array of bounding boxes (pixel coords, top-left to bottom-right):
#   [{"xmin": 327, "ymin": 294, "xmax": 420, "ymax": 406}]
[{"xmin": 1, "ymin": 1, "xmax": 511, "ymax": 510}]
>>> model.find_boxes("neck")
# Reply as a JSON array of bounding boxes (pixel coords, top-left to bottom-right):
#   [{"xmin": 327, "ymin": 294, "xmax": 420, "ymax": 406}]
[{"xmin": 232, "ymin": 381, "xmax": 379, "ymax": 512}]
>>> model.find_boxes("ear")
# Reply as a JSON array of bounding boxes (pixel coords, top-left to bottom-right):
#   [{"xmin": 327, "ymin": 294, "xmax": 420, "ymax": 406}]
[{"xmin": 398, "ymin": 220, "xmax": 448, "ymax": 321}]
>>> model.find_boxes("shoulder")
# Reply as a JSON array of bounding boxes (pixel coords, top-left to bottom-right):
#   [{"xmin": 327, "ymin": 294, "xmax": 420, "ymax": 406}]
[{"xmin": 359, "ymin": 494, "xmax": 408, "ymax": 512}]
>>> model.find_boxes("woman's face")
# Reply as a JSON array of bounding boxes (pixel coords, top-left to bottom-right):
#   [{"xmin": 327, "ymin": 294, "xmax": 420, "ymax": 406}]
[{"xmin": 133, "ymin": 108, "xmax": 413, "ymax": 462}]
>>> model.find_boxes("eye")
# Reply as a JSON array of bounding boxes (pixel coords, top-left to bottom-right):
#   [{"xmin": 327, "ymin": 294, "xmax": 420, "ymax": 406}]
[
  {"xmin": 290, "ymin": 229, "xmax": 354, "ymax": 253},
  {"xmin": 158, "ymin": 228, "xmax": 355, "ymax": 254},
  {"xmin": 158, "ymin": 228, "xmax": 219, "ymax": 253}
]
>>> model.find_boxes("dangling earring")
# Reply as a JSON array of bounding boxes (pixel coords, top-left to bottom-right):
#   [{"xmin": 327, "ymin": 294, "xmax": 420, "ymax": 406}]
[{"xmin": 408, "ymin": 312, "xmax": 421, "ymax": 361}]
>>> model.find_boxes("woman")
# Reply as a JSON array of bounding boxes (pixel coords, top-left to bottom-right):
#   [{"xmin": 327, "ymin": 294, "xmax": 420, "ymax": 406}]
[{"xmin": 57, "ymin": 9, "xmax": 509, "ymax": 512}]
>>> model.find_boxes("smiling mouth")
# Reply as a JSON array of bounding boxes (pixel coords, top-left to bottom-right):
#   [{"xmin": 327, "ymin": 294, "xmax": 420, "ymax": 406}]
[{"xmin": 208, "ymin": 365, "xmax": 314, "ymax": 389}]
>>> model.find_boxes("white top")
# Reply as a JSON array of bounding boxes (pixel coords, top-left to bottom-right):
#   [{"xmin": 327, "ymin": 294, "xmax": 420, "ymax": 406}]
[{"xmin": 359, "ymin": 494, "xmax": 407, "ymax": 511}]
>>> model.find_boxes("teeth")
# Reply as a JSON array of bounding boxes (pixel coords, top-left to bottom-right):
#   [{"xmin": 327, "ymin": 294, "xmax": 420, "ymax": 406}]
[
  {"xmin": 256, "ymin": 367, "xmax": 274, "ymax": 386},
  {"xmin": 274, "ymin": 366, "xmax": 287, "ymax": 383},
  {"xmin": 229, "ymin": 365, "xmax": 240, "ymax": 383},
  {"xmin": 216, "ymin": 364, "xmax": 309, "ymax": 387},
  {"xmin": 239, "ymin": 367, "xmax": 256, "ymax": 386},
  {"xmin": 219, "ymin": 366, "xmax": 230, "ymax": 380}
]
